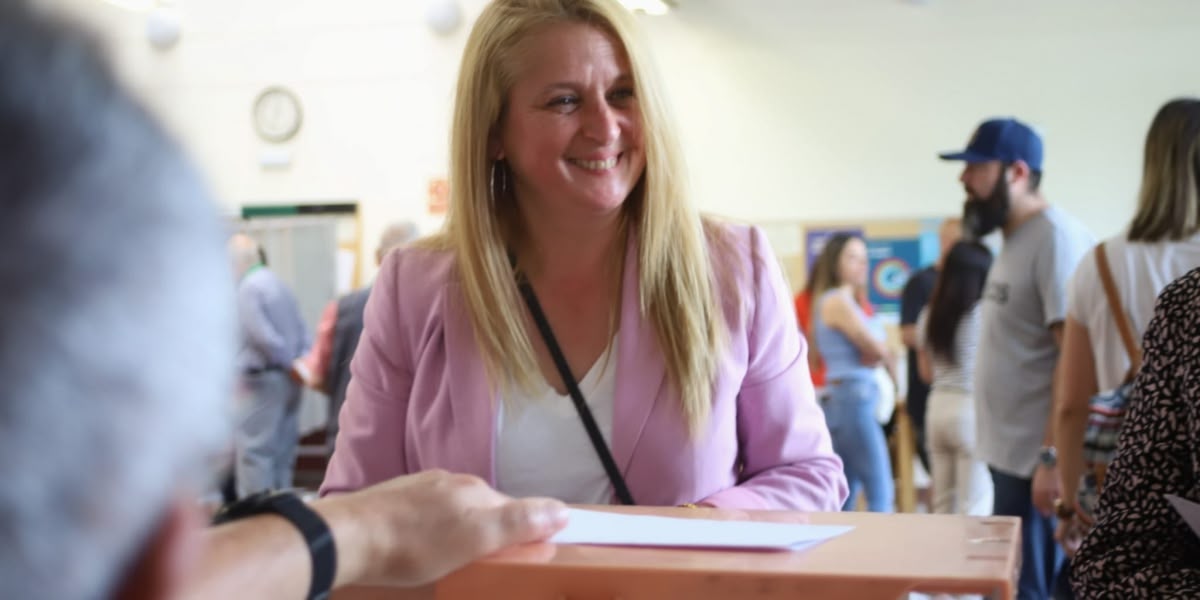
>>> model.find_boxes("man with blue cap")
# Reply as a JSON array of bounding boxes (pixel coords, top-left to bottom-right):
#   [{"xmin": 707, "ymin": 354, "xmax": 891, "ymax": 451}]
[{"xmin": 940, "ymin": 118, "xmax": 1093, "ymax": 600}]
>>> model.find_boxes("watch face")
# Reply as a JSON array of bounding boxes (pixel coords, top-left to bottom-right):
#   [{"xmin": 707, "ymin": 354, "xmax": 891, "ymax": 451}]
[{"xmin": 253, "ymin": 86, "xmax": 303, "ymax": 143}]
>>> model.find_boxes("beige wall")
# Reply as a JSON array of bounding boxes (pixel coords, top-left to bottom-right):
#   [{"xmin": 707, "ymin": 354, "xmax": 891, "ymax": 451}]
[{"xmin": 47, "ymin": 0, "xmax": 1200, "ymax": 277}]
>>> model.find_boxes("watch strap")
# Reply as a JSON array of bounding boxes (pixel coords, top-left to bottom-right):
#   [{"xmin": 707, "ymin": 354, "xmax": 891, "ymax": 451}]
[
  {"xmin": 212, "ymin": 491, "xmax": 336, "ymax": 600},
  {"xmin": 1038, "ymin": 446, "xmax": 1057, "ymax": 468}
]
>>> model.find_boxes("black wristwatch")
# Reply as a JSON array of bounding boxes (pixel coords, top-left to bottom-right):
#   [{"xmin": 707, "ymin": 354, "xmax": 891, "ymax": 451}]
[
  {"xmin": 1038, "ymin": 446, "xmax": 1058, "ymax": 469},
  {"xmin": 213, "ymin": 490, "xmax": 336, "ymax": 600}
]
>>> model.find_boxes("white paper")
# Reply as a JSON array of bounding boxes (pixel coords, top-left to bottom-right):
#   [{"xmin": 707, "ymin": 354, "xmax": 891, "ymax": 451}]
[
  {"xmin": 550, "ymin": 509, "xmax": 853, "ymax": 551},
  {"xmin": 1165, "ymin": 494, "xmax": 1200, "ymax": 539}
]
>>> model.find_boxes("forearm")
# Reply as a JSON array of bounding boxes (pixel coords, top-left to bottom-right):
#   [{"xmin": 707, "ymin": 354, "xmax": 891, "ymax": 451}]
[
  {"xmin": 1042, "ymin": 388, "xmax": 1057, "ymax": 446},
  {"xmin": 182, "ymin": 515, "xmax": 314, "ymax": 600},
  {"xmin": 1054, "ymin": 405, "xmax": 1088, "ymax": 503},
  {"xmin": 1044, "ymin": 322, "xmax": 1066, "ymax": 447},
  {"xmin": 837, "ymin": 320, "xmax": 886, "ymax": 362},
  {"xmin": 702, "ymin": 458, "xmax": 848, "ymax": 512},
  {"xmin": 1054, "ymin": 319, "xmax": 1099, "ymax": 499},
  {"xmin": 181, "ymin": 497, "xmax": 375, "ymax": 600},
  {"xmin": 714, "ymin": 372, "xmax": 849, "ymax": 512},
  {"xmin": 824, "ymin": 298, "xmax": 885, "ymax": 362},
  {"xmin": 304, "ymin": 301, "xmax": 338, "ymax": 386},
  {"xmin": 916, "ymin": 348, "xmax": 933, "ymax": 385},
  {"xmin": 240, "ymin": 294, "xmax": 289, "ymax": 366},
  {"xmin": 246, "ymin": 328, "xmax": 290, "ymax": 367},
  {"xmin": 1043, "ymin": 366, "xmax": 1062, "ymax": 448},
  {"xmin": 884, "ymin": 356, "xmax": 899, "ymax": 385}
]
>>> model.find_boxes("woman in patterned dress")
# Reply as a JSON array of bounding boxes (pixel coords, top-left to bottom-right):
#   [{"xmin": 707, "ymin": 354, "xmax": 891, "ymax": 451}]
[{"xmin": 1070, "ymin": 267, "xmax": 1200, "ymax": 596}]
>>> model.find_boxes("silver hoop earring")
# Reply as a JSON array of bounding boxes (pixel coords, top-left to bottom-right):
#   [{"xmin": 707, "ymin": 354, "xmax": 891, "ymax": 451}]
[
  {"xmin": 489, "ymin": 160, "xmax": 497, "ymax": 204},
  {"xmin": 489, "ymin": 159, "xmax": 508, "ymax": 204}
]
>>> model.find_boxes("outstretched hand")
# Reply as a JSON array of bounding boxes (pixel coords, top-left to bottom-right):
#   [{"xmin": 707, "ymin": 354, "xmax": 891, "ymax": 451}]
[{"xmin": 319, "ymin": 470, "xmax": 568, "ymax": 588}]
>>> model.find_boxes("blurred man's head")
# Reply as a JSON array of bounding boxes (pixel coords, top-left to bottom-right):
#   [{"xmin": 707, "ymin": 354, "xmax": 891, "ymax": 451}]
[
  {"xmin": 0, "ymin": 3, "xmax": 233, "ymax": 598},
  {"xmin": 375, "ymin": 221, "xmax": 420, "ymax": 265},
  {"xmin": 228, "ymin": 232, "xmax": 262, "ymax": 278}
]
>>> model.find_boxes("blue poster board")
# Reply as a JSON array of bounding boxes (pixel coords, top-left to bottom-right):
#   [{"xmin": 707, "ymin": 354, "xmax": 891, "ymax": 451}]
[
  {"xmin": 918, "ymin": 217, "xmax": 945, "ymax": 268},
  {"xmin": 867, "ymin": 238, "xmax": 921, "ymax": 314}
]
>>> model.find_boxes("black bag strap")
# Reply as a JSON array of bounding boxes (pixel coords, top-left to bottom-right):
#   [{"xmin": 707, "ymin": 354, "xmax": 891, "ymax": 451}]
[{"xmin": 515, "ymin": 271, "xmax": 636, "ymax": 505}]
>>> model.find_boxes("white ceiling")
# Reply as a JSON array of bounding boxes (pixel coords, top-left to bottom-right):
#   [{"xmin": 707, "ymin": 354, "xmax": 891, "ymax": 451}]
[{"xmin": 670, "ymin": 0, "xmax": 1200, "ymax": 51}]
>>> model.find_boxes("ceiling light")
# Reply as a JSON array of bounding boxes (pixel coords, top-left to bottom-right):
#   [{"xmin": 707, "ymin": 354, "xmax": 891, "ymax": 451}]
[
  {"xmin": 618, "ymin": 0, "xmax": 672, "ymax": 16},
  {"xmin": 101, "ymin": 0, "xmax": 156, "ymax": 10}
]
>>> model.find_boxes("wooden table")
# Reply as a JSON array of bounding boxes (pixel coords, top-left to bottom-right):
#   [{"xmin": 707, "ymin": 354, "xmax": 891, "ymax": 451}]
[{"xmin": 336, "ymin": 508, "xmax": 1019, "ymax": 600}]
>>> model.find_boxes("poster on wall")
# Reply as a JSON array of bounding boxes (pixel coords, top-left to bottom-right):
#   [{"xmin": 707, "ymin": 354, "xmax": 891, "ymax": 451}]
[
  {"xmin": 867, "ymin": 238, "xmax": 921, "ymax": 314},
  {"xmin": 918, "ymin": 217, "xmax": 945, "ymax": 267},
  {"xmin": 806, "ymin": 227, "xmax": 864, "ymax": 271},
  {"xmin": 427, "ymin": 177, "xmax": 449, "ymax": 215}
]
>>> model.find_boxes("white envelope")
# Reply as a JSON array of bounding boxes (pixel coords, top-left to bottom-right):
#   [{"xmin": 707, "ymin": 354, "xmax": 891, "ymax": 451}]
[{"xmin": 1165, "ymin": 494, "xmax": 1200, "ymax": 538}]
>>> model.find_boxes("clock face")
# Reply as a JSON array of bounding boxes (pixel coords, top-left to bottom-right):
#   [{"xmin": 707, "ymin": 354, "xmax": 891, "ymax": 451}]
[{"xmin": 252, "ymin": 86, "xmax": 303, "ymax": 143}]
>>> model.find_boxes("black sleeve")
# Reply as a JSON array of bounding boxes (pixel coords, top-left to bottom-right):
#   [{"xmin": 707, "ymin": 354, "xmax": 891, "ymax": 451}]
[{"xmin": 900, "ymin": 268, "xmax": 932, "ymax": 326}]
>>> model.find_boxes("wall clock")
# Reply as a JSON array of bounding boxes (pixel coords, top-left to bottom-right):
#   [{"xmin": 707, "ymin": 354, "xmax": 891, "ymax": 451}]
[{"xmin": 252, "ymin": 86, "xmax": 303, "ymax": 143}]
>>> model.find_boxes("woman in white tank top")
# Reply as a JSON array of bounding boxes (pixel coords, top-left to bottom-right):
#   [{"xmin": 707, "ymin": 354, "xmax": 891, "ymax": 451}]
[{"xmin": 1053, "ymin": 98, "xmax": 1200, "ymax": 557}]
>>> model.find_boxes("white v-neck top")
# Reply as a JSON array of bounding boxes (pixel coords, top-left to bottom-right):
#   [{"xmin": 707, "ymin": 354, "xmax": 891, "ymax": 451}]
[{"xmin": 496, "ymin": 341, "xmax": 617, "ymax": 504}]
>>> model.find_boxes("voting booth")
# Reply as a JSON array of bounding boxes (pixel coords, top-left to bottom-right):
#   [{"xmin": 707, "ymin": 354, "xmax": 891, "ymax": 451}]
[{"xmin": 335, "ymin": 506, "xmax": 1020, "ymax": 600}]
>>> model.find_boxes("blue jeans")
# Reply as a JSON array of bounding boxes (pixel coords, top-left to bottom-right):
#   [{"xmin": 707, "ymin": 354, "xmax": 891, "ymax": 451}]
[
  {"xmin": 825, "ymin": 378, "xmax": 894, "ymax": 512},
  {"xmin": 990, "ymin": 467, "xmax": 1070, "ymax": 600}
]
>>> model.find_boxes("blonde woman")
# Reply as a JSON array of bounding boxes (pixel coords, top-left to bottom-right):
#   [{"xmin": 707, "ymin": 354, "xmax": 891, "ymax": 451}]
[
  {"xmin": 320, "ymin": 0, "xmax": 847, "ymax": 510},
  {"xmin": 1054, "ymin": 98, "xmax": 1200, "ymax": 554}
]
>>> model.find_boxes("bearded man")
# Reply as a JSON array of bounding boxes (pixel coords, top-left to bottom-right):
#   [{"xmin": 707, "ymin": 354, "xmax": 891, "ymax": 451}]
[{"xmin": 939, "ymin": 118, "xmax": 1094, "ymax": 600}]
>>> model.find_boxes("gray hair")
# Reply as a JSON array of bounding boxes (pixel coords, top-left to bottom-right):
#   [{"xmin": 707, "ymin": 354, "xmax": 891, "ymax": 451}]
[
  {"xmin": 229, "ymin": 232, "xmax": 263, "ymax": 275},
  {"xmin": 375, "ymin": 220, "xmax": 420, "ymax": 262},
  {"xmin": 0, "ymin": 3, "xmax": 233, "ymax": 599}
]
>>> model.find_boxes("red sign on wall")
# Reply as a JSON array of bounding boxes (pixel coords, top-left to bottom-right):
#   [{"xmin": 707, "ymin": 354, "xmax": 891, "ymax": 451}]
[{"xmin": 427, "ymin": 178, "xmax": 449, "ymax": 215}]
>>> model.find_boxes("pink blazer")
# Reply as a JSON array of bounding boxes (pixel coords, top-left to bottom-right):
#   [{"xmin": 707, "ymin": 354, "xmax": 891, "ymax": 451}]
[{"xmin": 320, "ymin": 223, "xmax": 848, "ymax": 511}]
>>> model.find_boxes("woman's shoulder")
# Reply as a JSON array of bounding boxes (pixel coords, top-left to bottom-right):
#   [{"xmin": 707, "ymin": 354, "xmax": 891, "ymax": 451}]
[
  {"xmin": 1067, "ymin": 234, "xmax": 1110, "ymax": 303},
  {"xmin": 1138, "ymin": 267, "xmax": 1200, "ymax": 359},
  {"xmin": 701, "ymin": 218, "xmax": 776, "ymax": 280},
  {"xmin": 700, "ymin": 218, "xmax": 792, "ymax": 325},
  {"xmin": 1154, "ymin": 266, "xmax": 1200, "ymax": 319},
  {"xmin": 1071, "ymin": 232, "xmax": 1188, "ymax": 305},
  {"xmin": 702, "ymin": 218, "xmax": 756, "ymax": 256},
  {"xmin": 375, "ymin": 236, "xmax": 458, "ymax": 303}
]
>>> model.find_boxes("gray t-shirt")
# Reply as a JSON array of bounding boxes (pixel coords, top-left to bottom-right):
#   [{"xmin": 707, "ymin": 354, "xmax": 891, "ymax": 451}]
[{"xmin": 975, "ymin": 206, "xmax": 1094, "ymax": 477}]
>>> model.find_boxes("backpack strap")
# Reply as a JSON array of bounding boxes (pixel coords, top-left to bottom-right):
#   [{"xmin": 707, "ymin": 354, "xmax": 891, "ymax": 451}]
[{"xmin": 1094, "ymin": 243, "xmax": 1143, "ymax": 380}]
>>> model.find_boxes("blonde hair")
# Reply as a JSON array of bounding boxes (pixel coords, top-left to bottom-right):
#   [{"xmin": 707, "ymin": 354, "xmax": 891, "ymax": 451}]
[
  {"xmin": 1128, "ymin": 98, "xmax": 1200, "ymax": 242},
  {"xmin": 429, "ymin": 0, "xmax": 725, "ymax": 432}
]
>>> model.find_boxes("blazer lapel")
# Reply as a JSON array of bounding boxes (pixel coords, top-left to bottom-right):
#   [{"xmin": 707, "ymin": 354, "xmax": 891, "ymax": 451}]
[
  {"xmin": 612, "ymin": 234, "xmax": 667, "ymax": 476},
  {"xmin": 441, "ymin": 283, "xmax": 498, "ymax": 484}
]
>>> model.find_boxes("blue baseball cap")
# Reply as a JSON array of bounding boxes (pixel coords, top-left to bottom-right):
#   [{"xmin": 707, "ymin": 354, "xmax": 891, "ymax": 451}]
[{"xmin": 939, "ymin": 118, "xmax": 1043, "ymax": 171}]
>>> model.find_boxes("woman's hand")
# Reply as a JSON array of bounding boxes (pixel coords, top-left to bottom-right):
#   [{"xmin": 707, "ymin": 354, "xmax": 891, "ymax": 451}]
[{"xmin": 1055, "ymin": 512, "xmax": 1086, "ymax": 558}]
